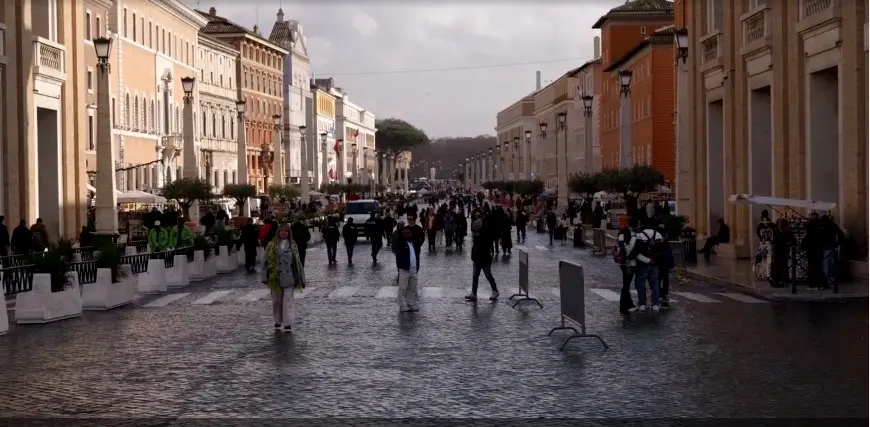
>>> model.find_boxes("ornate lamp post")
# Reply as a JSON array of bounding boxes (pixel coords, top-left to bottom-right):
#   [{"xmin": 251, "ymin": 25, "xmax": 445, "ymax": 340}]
[
  {"xmin": 538, "ymin": 122, "xmax": 548, "ymax": 181},
  {"xmin": 501, "ymin": 140, "xmax": 509, "ymax": 180},
  {"xmin": 320, "ymin": 132, "xmax": 328, "ymax": 186},
  {"xmin": 351, "ymin": 143, "xmax": 359, "ymax": 184},
  {"xmin": 618, "ymin": 69, "xmax": 633, "ymax": 168},
  {"xmin": 272, "ymin": 114, "xmax": 283, "ymax": 187},
  {"xmin": 299, "ymin": 125, "xmax": 309, "ymax": 201},
  {"xmin": 524, "ymin": 129, "xmax": 532, "ymax": 178},
  {"xmin": 234, "ymin": 100, "xmax": 250, "ymax": 216},
  {"xmin": 92, "ymin": 36, "xmax": 118, "ymax": 236},
  {"xmin": 581, "ymin": 94, "xmax": 595, "ymax": 173},
  {"xmin": 512, "ymin": 136, "xmax": 519, "ymax": 181},
  {"xmin": 674, "ymin": 28, "xmax": 691, "ymax": 216}
]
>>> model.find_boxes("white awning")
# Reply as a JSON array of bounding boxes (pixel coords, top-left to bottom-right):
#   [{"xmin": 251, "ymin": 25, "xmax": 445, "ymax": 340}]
[
  {"xmin": 728, "ymin": 194, "xmax": 836, "ymax": 211},
  {"xmin": 117, "ymin": 190, "xmax": 166, "ymax": 204}
]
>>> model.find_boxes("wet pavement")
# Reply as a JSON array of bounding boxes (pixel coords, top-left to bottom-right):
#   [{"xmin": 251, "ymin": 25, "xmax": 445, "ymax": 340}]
[{"xmin": 0, "ymin": 230, "xmax": 867, "ymax": 419}]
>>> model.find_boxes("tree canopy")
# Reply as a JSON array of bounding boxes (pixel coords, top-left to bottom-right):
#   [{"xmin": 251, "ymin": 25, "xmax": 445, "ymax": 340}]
[
  {"xmin": 161, "ymin": 177, "xmax": 214, "ymax": 219},
  {"xmin": 222, "ymin": 183, "xmax": 256, "ymax": 209},
  {"xmin": 567, "ymin": 172, "xmax": 601, "ymax": 198},
  {"xmin": 375, "ymin": 118, "xmax": 430, "ymax": 156}
]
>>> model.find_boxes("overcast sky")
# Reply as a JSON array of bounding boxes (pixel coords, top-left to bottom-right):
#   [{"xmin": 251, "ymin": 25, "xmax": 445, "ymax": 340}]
[{"xmin": 188, "ymin": 1, "xmax": 615, "ymax": 138}]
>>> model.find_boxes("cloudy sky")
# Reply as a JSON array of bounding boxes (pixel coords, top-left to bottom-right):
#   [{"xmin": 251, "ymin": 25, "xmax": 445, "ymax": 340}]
[{"xmin": 187, "ymin": 1, "xmax": 615, "ymax": 138}]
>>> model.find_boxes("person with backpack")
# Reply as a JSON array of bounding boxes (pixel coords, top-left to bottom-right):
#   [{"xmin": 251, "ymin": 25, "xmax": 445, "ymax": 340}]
[
  {"xmin": 625, "ymin": 219, "xmax": 666, "ymax": 312},
  {"xmin": 613, "ymin": 220, "xmax": 638, "ymax": 315}
]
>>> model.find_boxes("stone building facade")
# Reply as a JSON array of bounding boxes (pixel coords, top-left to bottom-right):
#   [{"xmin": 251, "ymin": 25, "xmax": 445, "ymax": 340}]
[
  {"xmin": 677, "ymin": 0, "xmax": 868, "ymax": 259},
  {"xmin": 305, "ymin": 87, "xmax": 336, "ymax": 190},
  {"xmin": 196, "ymin": 34, "xmax": 239, "ymax": 194},
  {"xmin": 198, "ymin": 7, "xmax": 288, "ymax": 194}
]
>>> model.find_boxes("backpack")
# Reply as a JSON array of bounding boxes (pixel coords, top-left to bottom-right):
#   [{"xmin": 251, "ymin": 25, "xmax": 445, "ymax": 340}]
[
  {"xmin": 641, "ymin": 230, "xmax": 667, "ymax": 264},
  {"xmin": 612, "ymin": 243, "xmax": 625, "ymax": 264}
]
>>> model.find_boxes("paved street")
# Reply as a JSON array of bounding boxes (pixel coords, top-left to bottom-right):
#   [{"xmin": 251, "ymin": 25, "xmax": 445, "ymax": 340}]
[{"xmin": 1, "ymin": 230, "xmax": 867, "ymax": 419}]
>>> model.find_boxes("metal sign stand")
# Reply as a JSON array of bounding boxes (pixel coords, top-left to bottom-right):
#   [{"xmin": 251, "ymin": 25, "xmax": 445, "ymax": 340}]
[
  {"xmin": 548, "ymin": 260, "xmax": 608, "ymax": 351},
  {"xmin": 509, "ymin": 249, "xmax": 542, "ymax": 309}
]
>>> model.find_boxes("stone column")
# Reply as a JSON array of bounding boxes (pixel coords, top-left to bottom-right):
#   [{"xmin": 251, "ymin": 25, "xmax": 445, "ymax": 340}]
[
  {"xmin": 676, "ymin": 60, "xmax": 692, "ymax": 217},
  {"xmin": 182, "ymin": 89, "xmax": 197, "ymax": 179},
  {"xmin": 336, "ymin": 139, "xmax": 345, "ymax": 184},
  {"xmin": 558, "ymin": 127, "xmax": 568, "ymax": 214},
  {"xmin": 584, "ymin": 111, "xmax": 594, "ymax": 173},
  {"xmin": 94, "ymin": 54, "xmax": 118, "ymax": 235},
  {"xmin": 236, "ymin": 111, "xmax": 249, "ymax": 215},
  {"xmin": 320, "ymin": 138, "xmax": 328, "ymax": 188},
  {"xmin": 619, "ymin": 91, "xmax": 632, "ymax": 169},
  {"xmin": 273, "ymin": 122, "xmax": 284, "ymax": 187},
  {"xmin": 300, "ymin": 130, "xmax": 309, "ymax": 202}
]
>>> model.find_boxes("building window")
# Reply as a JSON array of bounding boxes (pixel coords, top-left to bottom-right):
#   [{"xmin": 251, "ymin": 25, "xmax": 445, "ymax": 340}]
[
  {"xmin": 124, "ymin": 94, "xmax": 130, "ymax": 126},
  {"xmin": 149, "ymin": 22, "xmax": 152, "ymax": 48},
  {"xmin": 87, "ymin": 113, "xmax": 95, "ymax": 151},
  {"xmin": 140, "ymin": 17, "xmax": 144, "ymax": 44},
  {"xmin": 132, "ymin": 13, "xmax": 137, "ymax": 42},
  {"xmin": 640, "ymin": 26, "xmax": 646, "ymax": 34},
  {"xmin": 123, "ymin": 8, "xmax": 128, "ymax": 37},
  {"xmin": 112, "ymin": 98, "xmax": 116, "ymax": 126},
  {"xmin": 707, "ymin": 0, "xmax": 723, "ymax": 32},
  {"xmin": 95, "ymin": 16, "xmax": 101, "ymax": 37},
  {"xmin": 85, "ymin": 12, "xmax": 92, "ymax": 40}
]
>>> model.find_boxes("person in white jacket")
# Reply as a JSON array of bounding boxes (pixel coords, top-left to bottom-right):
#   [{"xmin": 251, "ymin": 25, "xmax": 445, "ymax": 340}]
[{"xmin": 625, "ymin": 221, "xmax": 665, "ymax": 312}]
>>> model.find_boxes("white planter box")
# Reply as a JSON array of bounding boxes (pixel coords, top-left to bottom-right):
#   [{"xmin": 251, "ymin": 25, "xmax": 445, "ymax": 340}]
[
  {"xmin": 217, "ymin": 246, "xmax": 238, "ymax": 274},
  {"xmin": 166, "ymin": 255, "xmax": 189, "ymax": 289},
  {"xmin": 16, "ymin": 272, "xmax": 83, "ymax": 324},
  {"xmin": 0, "ymin": 300, "xmax": 8, "ymax": 335},
  {"xmin": 137, "ymin": 259, "xmax": 168, "ymax": 294},
  {"xmin": 82, "ymin": 266, "xmax": 135, "ymax": 311},
  {"xmin": 124, "ymin": 246, "xmax": 138, "ymax": 256},
  {"xmin": 190, "ymin": 250, "xmax": 217, "ymax": 282}
]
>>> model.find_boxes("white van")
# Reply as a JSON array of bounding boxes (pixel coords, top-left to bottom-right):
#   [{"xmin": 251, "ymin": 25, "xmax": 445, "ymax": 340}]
[{"xmin": 344, "ymin": 199, "xmax": 380, "ymax": 236}]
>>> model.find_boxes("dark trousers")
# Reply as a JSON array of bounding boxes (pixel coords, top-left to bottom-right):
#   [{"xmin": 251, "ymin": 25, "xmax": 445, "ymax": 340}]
[
  {"xmin": 658, "ymin": 265, "xmax": 670, "ymax": 299},
  {"xmin": 516, "ymin": 225, "xmax": 526, "ymax": 242},
  {"xmin": 619, "ymin": 265, "xmax": 635, "ymax": 313},
  {"xmin": 548, "ymin": 228, "xmax": 555, "ymax": 244},
  {"xmin": 492, "ymin": 238, "xmax": 500, "ymax": 254},
  {"xmin": 384, "ymin": 228, "xmax": 394, "ymax": 246},
  {"xmin": 326, "ymin": 241, "xmax": 338, "ymax": 262},
  {"xmin": 371, "ymin": 239, "xmax": 382, "ymax": 260},
  {"xmin": 471, "ymin": 262, "xmax": 498, "ymax": 295},
  {"xmin": 296, "ymin": 244, "xmax": 307, "ymax": 267},
  {"xmin": 244, "ymin": 244, "xmax": 257, "ymax": 270},
  {"xmin": 427, "ymin": 230, "xmax": 437, "ymax": 251},
  {"xmin": 700, "ymin": 236, "xmax": 721, "ymax": 254},
  {"xmin": 345, "ymin": 243, "xmax": 355, "ymax": 263}
]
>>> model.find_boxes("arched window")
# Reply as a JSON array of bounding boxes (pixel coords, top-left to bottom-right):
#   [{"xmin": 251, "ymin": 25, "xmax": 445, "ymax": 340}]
[
  {"xmin": 124, "ymin": 94, "xmax": 130, "ymax": 126},
  {"xmin": 223, "ymin": 170, "xmax": 229, "ymax": 188},
  {"xmin": 221, "ymin": 114, "xmax": 226, "ymax": 139},
  {"xmin": 132, "ymin": 96, "xmax": 139, "ymax": 129},
  {"xmin": 157, "ymin": 100, "xmax": 162, "ymax": 132},
  {"xmin": 150, "ymin": 100, "xmax": 155, "ymax": 132},
  {"xmin": 201, "ymin": 111, "xmax": 207, "ymax": 136},
  {"xmin": 141, "ymin": 97, "xmax": 147, "ymax": 130},
  {"xmin": 212, "ymin": 112, "xmax": 216, "ymax": 137}
]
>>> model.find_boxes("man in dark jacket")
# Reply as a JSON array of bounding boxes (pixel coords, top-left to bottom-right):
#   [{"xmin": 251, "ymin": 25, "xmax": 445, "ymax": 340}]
[
  {"xmin": 342, "ymin": 218, "xmax": 358, "ymax": 264},
  {"xmin": 515, "ymin": 210, "xmax": 528, "ymax": 243},
  {"xmin": 239, "ymin": 218, "xmax": 259, "ymax": 272},
  {"xmin": 10, "ymin": 220, "xmax": 31, "ymax": 255},
  {"xmin": 382, "ymin": 211, "xmax": 397, "ymax": 247},
  {"xmin": 406, "ymin": 215, "xmax": 426, "ymax": 254},
  {"xmin": 465, "ymin": 212, "xmax": 499, "ymax": 301},
  {"xmin": 546, "ymin": 209, "xmax": 558, "ymax": 245},
  {"xmin": 392, "ymin": 222, "xmax": 420, "ymax": 312},
  {"xmin": 322, "ymin": 218, "xmax": 341, "ymax": 264},
  {"xmin": 290, "ymin": 216, "xmax": 312, "ymax": 266},
  {"xmin": 0, "ymin": 216, "xmax": 9, "ymax": 256},
  {"xmin": 365, "ymin": 212, "xmax": 383, "ymax": 263}
]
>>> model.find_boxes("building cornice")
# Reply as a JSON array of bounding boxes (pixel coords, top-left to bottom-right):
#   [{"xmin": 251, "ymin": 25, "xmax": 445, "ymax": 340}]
[
  {"xmin": 88, "ymin": 0, "xmax": 113, "ymax": 9},
  {"xmin": 603, "ymin": 29, "xmax": 674, "ymax": 72},
  {"xmin": 155, "ymin": 0, "xmax": 209, "ymax": 30},
  {"xmin": 199, "ymin": 34, "xmax": 239, "ymax": 56}
]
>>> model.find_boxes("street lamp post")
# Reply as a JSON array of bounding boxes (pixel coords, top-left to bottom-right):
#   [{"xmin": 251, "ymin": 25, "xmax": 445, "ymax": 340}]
[
  {"xmin": 92, "ymin": 37, "xmax": 118, "ymax": 237},
  {"xmin": 272, "ymin": 114, "xmax": 284, "ymax": 187},
  {"xmin": 320, "ymin": 132, "xmax": 328, "ymax": 187},
  {"xmin": 524, "ymin": 129, "xmax": 532, "ymax": 179},
  {"xmin": 556, "ymin": 111, "xmax": 568, "ymax": 214},
  {"xmin": 582, "ymin": 94, "xmax": 594, "ymax": 173},
  {"xmin": 618, "ymin": 69, "xmax": 633, "ymax": 169},
  {"xmin": 299, "ymin": 125, "xmax": 309, "ymax": 201},
  {"xmin": 351, "ymin": 144, "xmax": 359, "ymax": 184},
  {"xmin": 502, "ymin": 140, "xmax": 509, "ymax": 180},
  {"xmin": 181, "ymin": 77, "xmax": 197, "ymax": 180},
  {"xmin": 539, "ymin": 122, "xmax": 548, "ymax": 182},
  {"xmin": 235, "ymin": 100, "xmax": 250, "ymax": 216},
  {"xmin": 674, "ymin": 29, "xmax": 691, "ymax": 217},
  {"xmin": 512, "ymin": 136, "xmax": 519, "ymax": 181}
]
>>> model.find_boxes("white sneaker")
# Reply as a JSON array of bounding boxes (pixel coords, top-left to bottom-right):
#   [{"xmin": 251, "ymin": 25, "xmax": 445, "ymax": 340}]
[
  {"xmin": 652, "ymin": 305, "xmax": 661, "ymax": 312},
  {"xmin": 489, "ymin": 291, "xmax": 500, "ymax": 301},
  {"xmin": 634, "ymin": 305, "xmax": 647, "ymax": 312}
]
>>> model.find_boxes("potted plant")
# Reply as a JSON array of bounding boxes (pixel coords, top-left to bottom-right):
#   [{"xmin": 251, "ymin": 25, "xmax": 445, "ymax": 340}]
[
  {"xmin": 83, "ymin": 243, "xmax": 135, "ymax": 311},
  {"xmin": 95, "ymin": 242, "xmax": 124, "ymax": 284},
  {"xmin": 15, "ymin": 243, "xmax": 83, "ymax": 324},
  {"xmin": 222, "ymin": 183, "xmax": 257, "ymax": 226},
  {"xmin": 161, "ymin": 177, "xmax": 215, "ymax": 220},
  {"xmin": 193, "ymin": 235, "xmax": 211, "ymax": 260},
  {"xmin": 35, "ymin": 249, "xmax": 70, "ymax": 292}
]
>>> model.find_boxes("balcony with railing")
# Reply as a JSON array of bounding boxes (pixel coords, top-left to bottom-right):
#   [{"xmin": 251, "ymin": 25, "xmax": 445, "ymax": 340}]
[
  {"xmin": 797, "ymin": 0, "xmax": 842, "ymax": 33},
  {"xmin": 33, "ymin": 36, "xmax": 66, "ymax": 82},
  {"xmin": 700, "ymin": 32, "xmax": 722, "ymax": 71},
  {"xmin": 0, "ymin": 24, "xmax": 6, "ymax": 63},
  {"xmin": 741, "ymin": 6, "xmax": 773, "ymax": 55}
]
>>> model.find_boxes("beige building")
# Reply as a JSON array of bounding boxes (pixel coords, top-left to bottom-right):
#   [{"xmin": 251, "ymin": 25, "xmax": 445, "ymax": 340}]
[
  {"xmin": 1, "ymin": 0, "xmax": 89, "ymax": 237},
  {"xmin": 573, "ymin": 53, "xmax": 603, "ymax": 175},
  {"xmin": 196, "ymin": 34, "xmax": 239, "ymax": 193},
  {"xmin": 495, "ymin": 93, "xmax": 536, "ymax": 181},
  {"xmin": 110, "ymin": 1, "xmax": 208, "ymax": 192},
  {"xmin": 532, "ymin": 69, "xmax": 581, "ymax": 189},
  {"xmin": 680, "ymin": 0, "xmax": 868, "ymax": 258}
]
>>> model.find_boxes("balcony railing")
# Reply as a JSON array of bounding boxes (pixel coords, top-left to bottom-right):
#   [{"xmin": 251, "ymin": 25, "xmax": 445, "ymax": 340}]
[
  {"xmin": 742, "ymin": 7, "xmax": 771, "ymax": 45},
  {"xmin": 33, "ymin": 36, "xmax": 66, "ymax": 80},
  {"xmin": 701, "ymin": 33, "xmax": 721, "ymax": 65},
  {"xmin": 803, "ymin": 0, "xmax": 833, "ymax": 19},
  {"xmin": 0, "ymin": 24, "xmax": 6, "ymax": 58}
]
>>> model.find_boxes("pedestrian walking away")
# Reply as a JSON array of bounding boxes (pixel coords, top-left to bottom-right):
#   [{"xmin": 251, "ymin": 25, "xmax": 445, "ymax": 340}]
[
  {"xmin": 262, "ymin": 224, "xmax": 306, "ymax": 333},
  {"xmin": 342, "ymin": 218, "xmax": 358, "ymax": 264},
  {"xmin": 291, "ymin": 215, "xmax": 312, "ymax": 267},
  {"xmin": 323, "ymin": 218, "xmax": 341, "ymax": 264},
  {"xmin": 392, "ymin": 222, "xmax": 420, "ymax": 312},
  {"xmin": 466, "ymin": 211, "xmax": 499, "ymax": 301},
  {"xmin": 240, "ymin": 217, "xmax": 259, "ymax": 272},
  {"xmin": 366, "ymin": 212, "xmax": 384, "ymax": 263}
]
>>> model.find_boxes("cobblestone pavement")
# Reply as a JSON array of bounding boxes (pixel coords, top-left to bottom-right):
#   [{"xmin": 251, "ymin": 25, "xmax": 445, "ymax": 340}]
[{"xmin": 0, "ymin": 230, "xmax": 867, "ymax": 420}]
